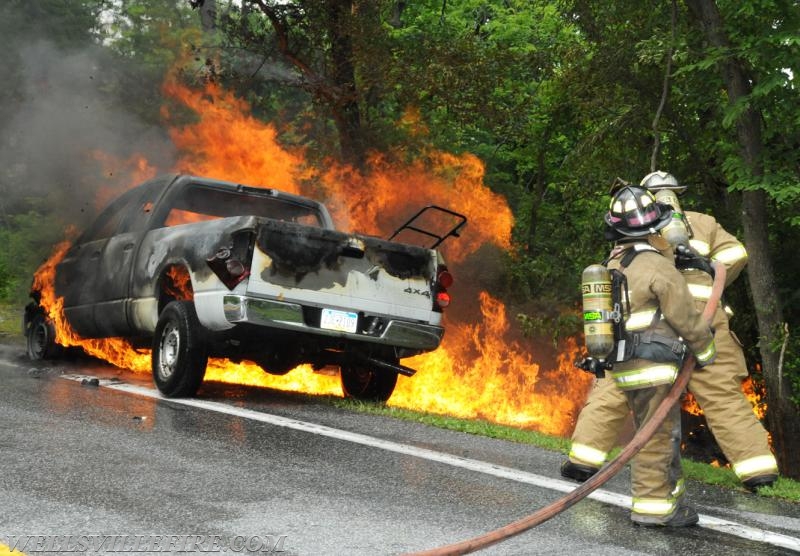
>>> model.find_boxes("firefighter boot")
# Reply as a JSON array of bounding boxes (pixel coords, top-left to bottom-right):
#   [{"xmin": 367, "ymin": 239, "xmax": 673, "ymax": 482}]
[
  {"xmin": 632, "ymin": 503, "xmax": 699, "ymax": 528},
  {"xmin": 743, "ymin": 474, "xmax": 778, "ymax": 492},
  {"xmin": 560, "ymin": 460, "xmax": 599, "ymax": 482}
]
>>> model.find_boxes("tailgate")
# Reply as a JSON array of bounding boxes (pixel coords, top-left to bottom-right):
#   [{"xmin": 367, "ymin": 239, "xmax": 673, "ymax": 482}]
[{"xmin": 247, "ymin": 220, "xmax": 439, "ymax": 323}]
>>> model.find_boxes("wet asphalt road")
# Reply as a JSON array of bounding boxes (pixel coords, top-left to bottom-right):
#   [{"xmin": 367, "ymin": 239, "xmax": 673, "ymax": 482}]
[{"xmin": 0, "ymin": 342, "xmax": 798, "ymax": 555}]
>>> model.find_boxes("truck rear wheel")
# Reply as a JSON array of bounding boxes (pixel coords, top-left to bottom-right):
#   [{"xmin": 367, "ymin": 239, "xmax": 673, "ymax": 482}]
[
  {"xmin": 26, "ymin": 312, "xmax": 61, "ymax": 360},
  {"xmin": 152, "ymin": 301, "xmax": 208, "ymax": 397},
  {"xmin": 340, "ymin": 364, "xmax": 398, "ymax": 403}
]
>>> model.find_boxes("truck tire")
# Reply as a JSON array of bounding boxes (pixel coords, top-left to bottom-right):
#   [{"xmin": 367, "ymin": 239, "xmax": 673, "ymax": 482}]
[
  {"xmin": 152, "ymin": 301, "xmax": 208, "ymax": 397},
  {"xmin": 26, "ymin": 312, "xmax": 61, "ymax": 360},
  {"xmin": 340, "ymin": 364, "xmax": 398, "ymax": 403}
]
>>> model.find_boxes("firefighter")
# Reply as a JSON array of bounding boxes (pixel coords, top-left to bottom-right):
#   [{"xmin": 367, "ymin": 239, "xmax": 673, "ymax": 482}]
[
  {"xmin": 587, "ymin": 185, "xmax": 716, "ymax": 526},
  {"xmin": 562, "ymin": 172, "xmax": 779, "ymax": 492}
]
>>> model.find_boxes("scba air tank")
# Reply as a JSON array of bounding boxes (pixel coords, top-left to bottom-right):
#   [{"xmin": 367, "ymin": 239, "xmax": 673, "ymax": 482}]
[
  {"xmin": 654, "ymin": 189, "xmax": 690, "ymax": 247},
  {"xmin": 581, "ymin": 264, "xmax": 614, "ymax": 360}
]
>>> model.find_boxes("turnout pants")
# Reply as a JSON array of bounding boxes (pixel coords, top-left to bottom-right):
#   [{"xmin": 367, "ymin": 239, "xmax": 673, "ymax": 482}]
[
  {"xmin": 568, "ymin": 305, "xmax": 777, "ymax": 482},
  {"xmin": 626, "ymin": 383, "xmax": 684, "ymax": 522}
]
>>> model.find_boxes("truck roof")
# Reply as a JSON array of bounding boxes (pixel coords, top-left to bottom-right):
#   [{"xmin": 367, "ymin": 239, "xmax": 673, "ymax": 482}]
[{"xmin": 159, "ymin": 174, "xmax": 335, "ymax": 229}]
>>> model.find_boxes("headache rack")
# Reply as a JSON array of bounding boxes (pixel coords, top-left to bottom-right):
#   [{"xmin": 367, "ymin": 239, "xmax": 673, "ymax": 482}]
[{"xmin": 387, "ymin": 205, "xmax": 467, "ymax": 249}]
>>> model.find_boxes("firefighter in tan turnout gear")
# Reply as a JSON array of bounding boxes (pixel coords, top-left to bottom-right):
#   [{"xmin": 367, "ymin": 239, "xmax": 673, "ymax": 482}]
[
  {"xmin": 585, "ymin": 185, "xmax": 716, "ymax": 527},
  {"xmin": 563, "ymin": 172, "xmax": 779, "ymax": 492}
]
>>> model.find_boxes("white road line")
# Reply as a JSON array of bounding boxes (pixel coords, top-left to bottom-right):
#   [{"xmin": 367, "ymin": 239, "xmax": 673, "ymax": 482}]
[{"xmin": 61, "ymin": 374, "xmax": 800, "ymax": 552}]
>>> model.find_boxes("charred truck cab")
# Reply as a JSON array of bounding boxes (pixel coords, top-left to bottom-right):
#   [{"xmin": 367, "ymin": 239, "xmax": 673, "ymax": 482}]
[{"xmin": 25, "ymin": 174, "xmax": 465, "ymax": 402}]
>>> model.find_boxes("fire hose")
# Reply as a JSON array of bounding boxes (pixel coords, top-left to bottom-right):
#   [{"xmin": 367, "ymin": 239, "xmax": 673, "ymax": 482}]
[{"xmin": 407, "ymin": 354, "xmax": 696, "ymax": 556}]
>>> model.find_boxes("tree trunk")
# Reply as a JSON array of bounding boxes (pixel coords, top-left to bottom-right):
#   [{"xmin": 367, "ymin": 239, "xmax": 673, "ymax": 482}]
[
  {"xmin": 198, "ymin": 0, "xmax": 216, "ymax": 31},
  {"xmin": 687, "ymin": 0, "xmax": 800, "ymax": 479},
  {"xmin": 389, "ymin": 1, "xmax": 407, "ymax": 28},
  {"xmin": 254, "ymin": 0, "xmax": 367, "ymax": 168},
  {"xmin": 740, "ymin": 191, "xmax": 800, "ymax": 479},
  {"xmin": 325, "ymin": 0, "xmax": 367, "ymax": 169},
  {"xmin": 525, "ymin": 126, "xmax": 551, "ymax": 257}
]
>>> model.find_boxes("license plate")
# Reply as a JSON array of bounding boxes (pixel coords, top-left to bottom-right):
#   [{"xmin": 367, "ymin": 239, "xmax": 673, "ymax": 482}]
[{"xmin": 320, "ymin": 308, "xmax": 358, "ymax": 333}]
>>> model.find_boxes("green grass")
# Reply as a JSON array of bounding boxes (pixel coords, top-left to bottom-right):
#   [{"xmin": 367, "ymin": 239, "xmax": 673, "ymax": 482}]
[
  {"xmin": 334, "ymin": 399, "xmax": 571, "ymax": 452},
  {"xmin": 0, "ymin": 301, "xmax": 24, "ymax": 342},
  {"xmin": 334, "ymin": 398, "xmax": 800, "ymax": 503}
]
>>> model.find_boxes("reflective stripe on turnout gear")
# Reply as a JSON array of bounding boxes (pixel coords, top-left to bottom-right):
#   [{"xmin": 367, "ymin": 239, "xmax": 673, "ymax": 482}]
[
  {"xmin": 687, "ymin": 283, "xmax": 713, "ymax": 300},
  {"xmin": 724, "ymin": 304, "xmax": 734, "ymax": 317},
  {"xmin": 689, "ymin": 238, "xmax": 711, "ymax": 256},
  {"xmin": 631, "ymin": 479, "xmax": 684, "ymax": 518},
  {"xmin": 631, "ymin": 496, "xmax": 678, "ymax": 517},
  {"xmin": 686, "ymin": 211, "xmax": 749, "ymax": 286},
  {"xmin": 626, "ymin": 309, "xmax": 660, "ymax": 330},
  {"xmin": 712, "ymin": 244, "xmax": 748, "ymax": 266},
  {"xmin": 672, "ymin": 478, "xmax": 685, "ymax": 499},
  {"xmin": 694, "ymin": 340, "xmax": 716, "ymax": 366},
  {"xmin": 569, "ymin": 443, "xmax": 608, "ymax": 467},
  {"xmin": 687, "ymin": 283, "xmax": 735, "ymax": 316},
  {"xmin": 733, "ymin": 454, "xmax": 779, "ymax": 479},
  {"xmin": 611, "ymin": 364, "xmax": 678, "ymax": 390}
]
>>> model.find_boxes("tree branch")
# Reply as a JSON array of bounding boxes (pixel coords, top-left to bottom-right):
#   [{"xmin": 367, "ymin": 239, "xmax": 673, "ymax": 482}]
[
  {"xmin": 778, "ymin": 322, "xmax": 789, "ymax": 398},
  {"xmin": 250, "ymin": 0, "xmax": 335, "ymax": 102},
  {"xmin": 650, "ymin": 0, "xmax": 677, "ymax": 172}
]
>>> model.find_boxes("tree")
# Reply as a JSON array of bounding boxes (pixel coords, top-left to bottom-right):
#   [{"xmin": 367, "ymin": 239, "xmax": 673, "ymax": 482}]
[
  {"xmin": 685, "ymin": 0, "xmax": 800, "ymax": 479},
  {"xmin": 102, "ymin": 0, "xmax": 201, "ymax": 125},
  {"xmin": 383, "ymin": 1, "xmax": 601, "ymax": 303},
  {"xmin": 195, "ymin": 0, "xmax": 376, "ymax": 168}
]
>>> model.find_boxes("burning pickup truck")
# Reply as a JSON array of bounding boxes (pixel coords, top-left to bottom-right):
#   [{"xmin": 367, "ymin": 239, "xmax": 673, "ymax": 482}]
[{"xmin": 24, "ymin": 174, "xmax": 465, "ymax": 402}]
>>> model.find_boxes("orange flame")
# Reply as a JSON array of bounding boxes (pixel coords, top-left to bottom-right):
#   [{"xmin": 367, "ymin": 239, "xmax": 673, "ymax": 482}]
[
  {"xmin": 32, "ymin": 237, "xmax": 151, "ymax": 372},
  {"xmin": 32, "ymin": 78, "xmax": 588, "ymax": 437},
  {"xmin": 165, "ymin": 265, "xmax": 193, "ymax": 301},
  {"xmin": 394, "ymin": 294, "xmax": 591, "ymax": 436},
  {"xmin": 161, "ymin": 78, "xmax": 512, "ymax": 259},
  {"xmin": 741, "ymin": 375, "xmax": 767, "ymax": 420},
  {"xmin": 320, "ymin": 151, "xmax": 510, "ymax": 262},
  {"xmin": 161, "ymin": 80, "xmax": 309, "ymax": 193}
]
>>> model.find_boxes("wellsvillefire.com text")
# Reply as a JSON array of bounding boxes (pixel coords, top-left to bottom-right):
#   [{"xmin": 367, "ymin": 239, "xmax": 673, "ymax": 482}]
[{"xmin": 3, "ymin": 534, "xmax": 288, "ymax": 553}]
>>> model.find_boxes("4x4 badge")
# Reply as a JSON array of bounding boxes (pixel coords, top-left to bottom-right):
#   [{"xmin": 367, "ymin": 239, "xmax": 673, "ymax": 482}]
[{"xmin": 404, "ymin": 287, "xmax": 431, "ymax": 298}]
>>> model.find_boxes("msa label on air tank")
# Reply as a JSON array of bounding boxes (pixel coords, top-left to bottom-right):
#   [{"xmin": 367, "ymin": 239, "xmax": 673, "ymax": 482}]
[
  {"xmin": 582, "ymin": 282, "xmax": 612, "ymax": 295},
  {"xmin": 584, "ymin": 310, "xmax": 603, "ymax": 322}
]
